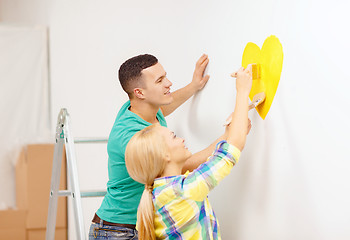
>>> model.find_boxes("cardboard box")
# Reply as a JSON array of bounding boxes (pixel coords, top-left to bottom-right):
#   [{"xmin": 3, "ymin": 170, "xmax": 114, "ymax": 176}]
[
  {"xmin": 0, "ymin": 209, "xmax": 26, "ymax": 240},
  {"xmin": 16, "ymin": 144, "xmax": 67, "ymax": 229},
  {"xmin": 27, "ymin": 227, "xmax": 67, "ymax": 240}
]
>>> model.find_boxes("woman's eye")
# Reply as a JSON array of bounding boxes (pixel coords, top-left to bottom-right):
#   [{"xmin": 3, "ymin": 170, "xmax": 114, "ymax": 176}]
[{"xmin": 173, "ymin": 134, "xmax": 176, "ymax": 139}]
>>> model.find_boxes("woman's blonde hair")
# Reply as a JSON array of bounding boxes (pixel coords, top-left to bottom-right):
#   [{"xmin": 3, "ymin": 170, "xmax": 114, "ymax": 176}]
[{"xmin": 125, "ymin": 124, "xmax": 168, "ymax": 240}]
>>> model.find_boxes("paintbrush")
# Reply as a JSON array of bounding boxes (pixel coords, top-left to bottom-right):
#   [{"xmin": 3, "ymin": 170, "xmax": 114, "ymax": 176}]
[{"xmin": 248, "ymin": 92, "xmax": 266, "ymax": 110}]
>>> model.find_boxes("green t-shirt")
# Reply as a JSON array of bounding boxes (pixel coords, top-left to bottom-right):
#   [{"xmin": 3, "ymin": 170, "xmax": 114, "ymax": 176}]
[{"xmin": 96, "ymin": 101, "xmax": 167, "ymax": 224}]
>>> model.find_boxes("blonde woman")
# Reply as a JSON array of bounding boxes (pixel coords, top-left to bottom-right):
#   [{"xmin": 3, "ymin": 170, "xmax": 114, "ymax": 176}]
[{"xmin": 125, "ymin": 65, "xmax": 252, "ymax": 240}]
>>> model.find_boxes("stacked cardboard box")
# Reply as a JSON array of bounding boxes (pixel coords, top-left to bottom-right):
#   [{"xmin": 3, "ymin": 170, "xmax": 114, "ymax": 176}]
[
  {"xmin": 0, "ymin": 144, "xmax": 67, "ymax": 240},
  {"xmin": 0, "ymin": 210, "xmax": 26, "ymax": 240}
]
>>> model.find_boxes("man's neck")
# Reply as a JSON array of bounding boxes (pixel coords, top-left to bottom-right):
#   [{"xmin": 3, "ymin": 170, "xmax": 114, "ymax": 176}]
[{"xmin": 129, "ymin": 99, "xmax": 160, "ymax": 124}]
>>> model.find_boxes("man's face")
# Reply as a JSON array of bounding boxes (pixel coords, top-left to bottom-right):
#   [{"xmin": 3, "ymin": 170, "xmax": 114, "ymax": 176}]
[{"xmin": 140, "ymin": 63, "xmax": 173, "ymax": 106}]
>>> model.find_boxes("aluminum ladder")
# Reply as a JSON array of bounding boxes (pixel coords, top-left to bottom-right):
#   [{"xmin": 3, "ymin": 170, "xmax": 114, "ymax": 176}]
[{"xmin": 46, "ymin": 109, "xmax": 107, "ymax": 240}]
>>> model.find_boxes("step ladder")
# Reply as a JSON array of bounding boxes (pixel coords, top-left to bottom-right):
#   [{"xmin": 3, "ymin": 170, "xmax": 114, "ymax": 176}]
[{"xmin": 46, "ymin": 109, "xmax": 108, "ymax": 240}]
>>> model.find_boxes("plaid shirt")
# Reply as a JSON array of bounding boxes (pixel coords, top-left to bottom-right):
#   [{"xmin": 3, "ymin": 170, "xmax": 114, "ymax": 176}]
[{"xmin": 152, "ymin": 141, "xmax": 241, "ymax": 240}]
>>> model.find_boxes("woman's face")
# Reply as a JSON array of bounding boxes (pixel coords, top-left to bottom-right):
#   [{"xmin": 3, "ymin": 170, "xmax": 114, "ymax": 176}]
[{"xmin": 157, "ymin": 126, "xmax": 192, "ymax": 163}]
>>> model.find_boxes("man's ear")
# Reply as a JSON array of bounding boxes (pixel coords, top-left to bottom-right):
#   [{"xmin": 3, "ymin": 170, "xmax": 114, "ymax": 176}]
[{"xmin": 133, "ymin": 88, "xmax": 145, "ymax": 99}]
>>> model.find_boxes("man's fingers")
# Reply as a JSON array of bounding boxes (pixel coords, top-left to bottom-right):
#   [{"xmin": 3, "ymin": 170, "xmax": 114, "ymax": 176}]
[
  {"xmin": 197, "ymin": 54, "xmax": 208, "ymax": 65},
  {"xmin": 195, "ymin": 58, "xmax": 209, "ymax": 76},
  {"xmin": 196, "ymin": 56, "xmax": 209, "ymax": 73},
  {"xmin": 247, "ymin": 125, "xmax": 252, "ymax": 135},
  {"xmin": 203, "ymin": 75, "xmax": 210, "ymax": 81},
  {"xmin": 247, "ymin": 118, "xmax": 252, "ymax": 134},
  {"xmin": 200, "ymin": 75, "xmax": 210, "ymax": 88},
  {"xmin": 223, "ymin": 113, "xmax": 233, "ymax": 126},
  {"xmin": 201, "ymin": 58, "xmax": 209, "ymax": 68},
  {"xmin": 231, "ymin": 72, "xmax": 237, "ymax": 78}
]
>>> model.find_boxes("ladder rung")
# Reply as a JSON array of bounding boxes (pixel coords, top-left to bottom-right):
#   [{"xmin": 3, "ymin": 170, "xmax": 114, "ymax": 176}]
[
  {"xmin": 58, "ymin": 190, "xmax": 72, "ymax": 197},
  {"xmin": 74, "ymin": 138, "xmax": 108, "ymax": 144},
  {"xmin": 81, "ymin": 190, "xmax": 107, "ymax": 198},
  {"xmin": 57, "ymin": 190, "xmax": 107, "ymax": 198}
]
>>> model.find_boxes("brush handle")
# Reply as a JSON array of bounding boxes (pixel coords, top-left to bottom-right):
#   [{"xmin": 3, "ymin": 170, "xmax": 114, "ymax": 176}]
[
  {"xmin": 248, "ymin": 103, "xmax": 256, "ymax": 110},
  {"xmin": 249, "ymin": 98, "xmax": 264, "ymax": 110}
]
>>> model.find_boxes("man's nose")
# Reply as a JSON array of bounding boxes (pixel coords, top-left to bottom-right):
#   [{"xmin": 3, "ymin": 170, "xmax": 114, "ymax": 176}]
[{"xmin": 165, "ymin": 78, "xmax": 172, "ymax": 87}]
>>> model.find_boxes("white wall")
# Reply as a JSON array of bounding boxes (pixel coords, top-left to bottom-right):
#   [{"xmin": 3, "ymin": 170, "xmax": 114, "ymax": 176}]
[
  {"xmin": 0, "ymin": 24, "xmax": 50, "ymax": 209},
  {"xmin": 1, "ymin": 0, "xmax": 349, "ymax": 239}
]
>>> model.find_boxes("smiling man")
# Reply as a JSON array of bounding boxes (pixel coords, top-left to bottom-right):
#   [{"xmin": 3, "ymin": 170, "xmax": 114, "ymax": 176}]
[{"xmin": 89, "ymin": 54, "xmax": 213, "ymax": 240}]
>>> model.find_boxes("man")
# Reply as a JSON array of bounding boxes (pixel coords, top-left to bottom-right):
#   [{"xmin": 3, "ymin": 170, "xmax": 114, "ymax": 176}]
[{"xmin": 89, "ymin": 53, "xmax": 223, "ymax": 240}]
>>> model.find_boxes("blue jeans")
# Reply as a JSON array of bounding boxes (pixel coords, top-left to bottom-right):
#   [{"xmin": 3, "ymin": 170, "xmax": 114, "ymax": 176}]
[{"xmin": 88, "ymin": 220, "xmax": 138, "ymax": 240}]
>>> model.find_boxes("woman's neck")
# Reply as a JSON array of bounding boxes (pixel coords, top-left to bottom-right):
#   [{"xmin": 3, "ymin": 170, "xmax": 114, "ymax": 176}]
[{"xmin": 161, "ymin": 162, "xmax": 184, "ymax": 177}]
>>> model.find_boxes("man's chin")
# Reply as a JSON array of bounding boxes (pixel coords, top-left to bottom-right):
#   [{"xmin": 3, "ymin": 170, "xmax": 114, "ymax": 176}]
[{"xmin": 164, "ymin": 96, "xmax": 174, "ymax": 105}]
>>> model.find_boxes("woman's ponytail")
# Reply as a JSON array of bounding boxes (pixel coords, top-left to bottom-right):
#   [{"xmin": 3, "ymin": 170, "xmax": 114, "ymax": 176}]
[{"xmin": 137, "ymin": 186, "xmax": 155, "ymax": 240}]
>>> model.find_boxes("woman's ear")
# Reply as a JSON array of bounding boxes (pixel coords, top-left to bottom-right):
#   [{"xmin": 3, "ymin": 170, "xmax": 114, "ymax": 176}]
[
  {"xmin": 133, "ymin": 88, "xmax": 145, "ymax": 99},
  {"xmin": 164, "ymin": 153, "xmax": 171, "ymax": 163}
]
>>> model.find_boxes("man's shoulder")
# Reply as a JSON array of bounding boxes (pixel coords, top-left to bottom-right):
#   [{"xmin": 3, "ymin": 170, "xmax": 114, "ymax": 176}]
[
  {"xmin": 115, "ymin": 100, "xmax": 131, "ymax": 120},
  {"xmin": 113, "ymin": 101, "xmax": 143, "ymax": 129},
  {"xmin": 109, "ymin": 101, "xmax": 167, "ymax": 145},
  {"xmin": 109, "ymin": 117, "xmax": 144, "ymax": 142},
  {"xmin": 109, "ymin": 113, "xmax": 148, "ymax": 147}
]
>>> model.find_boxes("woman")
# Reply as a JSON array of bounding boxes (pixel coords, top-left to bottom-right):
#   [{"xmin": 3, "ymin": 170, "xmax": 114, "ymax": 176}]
[{"xmin": 125, "ymin": 65, "xmax": 252, "ymax": 240}]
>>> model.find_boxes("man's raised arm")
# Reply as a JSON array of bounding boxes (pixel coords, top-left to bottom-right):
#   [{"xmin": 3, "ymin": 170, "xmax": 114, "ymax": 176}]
[{"xmin": 160, "ymin": 54, "xmax": 210, "ymax": 116}]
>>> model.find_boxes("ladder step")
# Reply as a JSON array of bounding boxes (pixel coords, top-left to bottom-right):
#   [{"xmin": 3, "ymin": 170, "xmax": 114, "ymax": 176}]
[
  {"xmin": 81, "ymin": 191, "xmax": 107, "ymax": 198},
  {"xmin": 57, "ymin": 190, "xmax": 107, "ymax": 198},
  {"xmin": 58, "ymin": 190, "xmax": 72, "ymax": 197},
  {"xmin": 74, "ymin": 138, "xmax": 108, "ymax": 144}
]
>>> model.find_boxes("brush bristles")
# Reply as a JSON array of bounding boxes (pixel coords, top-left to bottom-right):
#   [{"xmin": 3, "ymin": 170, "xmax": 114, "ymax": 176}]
[{"xmin": 251, "ymin": 63, "xmax": 260, "ymax": 80}]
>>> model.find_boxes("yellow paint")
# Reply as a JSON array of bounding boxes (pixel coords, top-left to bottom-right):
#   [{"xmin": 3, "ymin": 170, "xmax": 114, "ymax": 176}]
[{"xmin": 242, "ymin": 35, "xmax": 283, "ymax": 119}]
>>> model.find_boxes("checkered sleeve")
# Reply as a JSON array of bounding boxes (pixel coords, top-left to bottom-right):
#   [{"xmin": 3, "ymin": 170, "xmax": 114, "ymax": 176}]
[{"xmin": 180, "ymin": 141, "xmax": 241, "ymax": 201}]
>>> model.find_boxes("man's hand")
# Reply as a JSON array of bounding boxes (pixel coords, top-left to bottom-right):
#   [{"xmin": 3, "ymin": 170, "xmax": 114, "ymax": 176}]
[
  {"xmin": 247, "ymin": 118, "xmax": 252, "ymax": 134},
  {"xmin": 160, "ymin": 54, "xmax": 210, "ymax": 116},
  {"xmin": 190, "ymin": 54, "xmax": 210, "ymax": 91},
  {"xmin": 225, "ymin": 113, "xmax": 252, "ymax": 135}
]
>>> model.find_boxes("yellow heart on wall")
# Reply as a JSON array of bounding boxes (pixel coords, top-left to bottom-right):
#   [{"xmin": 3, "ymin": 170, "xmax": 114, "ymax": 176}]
[{"xmin": 242, "ymin": 35, "xmax": 283, "ymax": 119}]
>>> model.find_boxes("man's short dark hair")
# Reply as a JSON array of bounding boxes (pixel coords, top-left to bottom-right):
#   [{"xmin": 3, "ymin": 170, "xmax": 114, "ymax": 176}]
[{"xmin": 118, "ymin": 54, "xmax": 158, "ymax": 98}]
